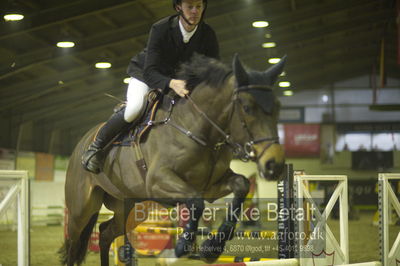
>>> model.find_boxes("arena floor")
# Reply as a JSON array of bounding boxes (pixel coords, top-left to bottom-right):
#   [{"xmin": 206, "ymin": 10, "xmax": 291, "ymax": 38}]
[{"xmin": 0, "ymin": 212, "xmax": 398, "ymax": 266}]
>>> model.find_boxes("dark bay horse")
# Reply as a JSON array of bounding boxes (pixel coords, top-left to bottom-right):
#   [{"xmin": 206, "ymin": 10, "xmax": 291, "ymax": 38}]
[{"xmin": 59, "ymin": 54, "xmax": 286, "ymax": 265}]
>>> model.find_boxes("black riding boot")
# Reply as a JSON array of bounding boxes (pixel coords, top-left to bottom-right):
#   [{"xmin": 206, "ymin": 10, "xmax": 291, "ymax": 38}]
[{"xmin": 82, "ymin": 110, "xmax": 130, "ymax": 174}]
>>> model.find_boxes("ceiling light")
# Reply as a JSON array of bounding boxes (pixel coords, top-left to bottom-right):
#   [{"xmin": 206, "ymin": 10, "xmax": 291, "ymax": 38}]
[
  {"xmin": 262, "ymin": 42, "xmax": 276, "ymax": 48},
  {"xmin": 265, "ymin": 33, "xmax": 272, "ymax": 38},
  {"xmin": 4, "ymin": 13, "xmax": 24, "ymax": 21},
  {"xmin": 57, "ymin": 41, "xmax": 75, "ymax": 48},
  {"xmin": 283, "ymin": 90, "xmax": 293, "ymax": 96},
  {"xmin": 279, "ymin": 81, "xmax": 291, "ymax": 88},
  {"xmin": 252, "ymin": 21, "xmax": 269, "ymax": 28},
  {"xmin": 322, "ymin": 95, "xmax": 329, "ymax": 103},
  {"xmin": 123, "ymin": 77, "xmax": 131, "ymax": 84},
  {"xmin": 280, "ymin": 71, "xmax": 286, "ymax": 77},
  {"xmin": 95, "ymin": 62, "xmax": 112, "ymax": 69},
  {"xmin": 4, "ymin": 2, "xmax": 24, "ymax": 22},
  {"xmin": 268, "ymin": 58, "xmax": 280, "ymax": 64}
]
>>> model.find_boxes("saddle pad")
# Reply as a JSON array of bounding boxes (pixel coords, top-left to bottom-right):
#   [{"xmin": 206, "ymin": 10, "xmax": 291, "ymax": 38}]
[{"xmin": 113, "ymin": 98, "xmax": 161, "ymax": 147}]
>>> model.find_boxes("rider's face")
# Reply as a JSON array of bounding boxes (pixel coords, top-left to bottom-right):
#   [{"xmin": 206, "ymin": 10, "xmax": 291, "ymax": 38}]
[{"xmin": 177, "ymin": 0, "xmax": 204, "ymax": 27}]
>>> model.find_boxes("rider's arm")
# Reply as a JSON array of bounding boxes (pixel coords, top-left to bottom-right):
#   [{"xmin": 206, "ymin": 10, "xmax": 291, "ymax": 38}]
[
  {"xmin": 204, "ymin": 27, "xmax": 220, "ymax": 60},
  {"xmin": 143, "ymin": 24, "xmax": 172, "ymax": 94},
  {"xmin": 144, "ymin": 22, "xmax": 189, "ymax": 97}
]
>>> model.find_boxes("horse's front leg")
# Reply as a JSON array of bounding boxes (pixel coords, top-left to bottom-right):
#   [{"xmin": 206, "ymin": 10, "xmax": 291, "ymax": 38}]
[
  {"xmin": 175, "ymin": 198, "xmax": 205, "ymax": 257},
  {"xmin": 146, "ymin": 167, "xmax": 204, "ymax": 258},
  {"xmin": 199, "ymin": 171, "xmax": 250, "ymax": 262}
]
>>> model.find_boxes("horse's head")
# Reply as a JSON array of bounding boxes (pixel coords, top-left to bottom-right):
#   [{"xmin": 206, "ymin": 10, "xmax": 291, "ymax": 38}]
[{"xmin": 229, "ymin": 54, "xmax": 286, "ymax": 180}]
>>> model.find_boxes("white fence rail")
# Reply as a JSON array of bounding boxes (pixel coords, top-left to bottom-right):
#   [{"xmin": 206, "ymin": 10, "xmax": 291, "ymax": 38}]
[{"xmin": 0, "ymin": 170, "xmax": 30, "ymax": 266}]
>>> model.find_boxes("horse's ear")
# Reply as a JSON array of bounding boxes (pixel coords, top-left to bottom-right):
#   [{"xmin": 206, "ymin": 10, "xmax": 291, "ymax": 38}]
[
  {"xmin": 264, "ymin": 55, "xmax": 287, "ymax": 85},
  {"xmin": 233, "ymin": 53, "xmax": 249, "ymax": 86}
]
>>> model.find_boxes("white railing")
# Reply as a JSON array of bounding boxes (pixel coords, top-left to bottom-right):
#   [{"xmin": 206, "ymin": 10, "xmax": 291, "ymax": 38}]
[
  {"xmin": 0, "ymin": 170, "xmax": 30, "ymax": 266},
  {"xmin": 379, "ymin": 173, "xmax": 400, "ymax": 266},
  {"xmin": 294, "ymin": 174, "xmax": 349, "ymax": 266}
]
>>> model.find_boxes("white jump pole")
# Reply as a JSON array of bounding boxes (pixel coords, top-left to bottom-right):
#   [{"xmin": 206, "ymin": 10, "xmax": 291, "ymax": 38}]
[
  {"xmin": 0, "ymin": 170, "xmax": 30, "ymax": 266},
  {"xmin": 341, "ymin": 262, "xmax": 382, "ymax": 266},
  {"xmin": 242, "ymin": 259, "xmax": 299, "ymax": 265}
]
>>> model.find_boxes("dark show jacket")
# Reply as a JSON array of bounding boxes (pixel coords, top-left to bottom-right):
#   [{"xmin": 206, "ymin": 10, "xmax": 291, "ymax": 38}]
[{"xmin": 127, "ymin": 15, "xmax": 219, "ymax": 93}]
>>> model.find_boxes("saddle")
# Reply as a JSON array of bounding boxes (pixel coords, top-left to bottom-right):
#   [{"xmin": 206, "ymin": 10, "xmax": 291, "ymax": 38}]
[
  {"xmin": 111, "ymin": 89, "xmax": 166, "ymax": 179},
  {"xmin": 113, "ymin": 89, "xmax": 162, "ymax": 146}
]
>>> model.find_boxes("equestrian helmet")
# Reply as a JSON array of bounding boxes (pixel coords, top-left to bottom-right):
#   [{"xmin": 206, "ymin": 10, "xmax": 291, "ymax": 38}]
[{"xmin": 173, "ymin": 0, "xmax": 208, "ymax": 10}]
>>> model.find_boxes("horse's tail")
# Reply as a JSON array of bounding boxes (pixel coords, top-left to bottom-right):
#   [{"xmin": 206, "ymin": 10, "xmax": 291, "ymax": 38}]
[{"xmin": 58, "ymin": 212, "xmax": 99, "ymax": 265}]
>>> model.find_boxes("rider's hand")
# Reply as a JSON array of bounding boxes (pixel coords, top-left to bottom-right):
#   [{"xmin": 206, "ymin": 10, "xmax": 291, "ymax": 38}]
[{"xmin": 169, "ymin": 79, "xmax": 189, "ymax": 97}]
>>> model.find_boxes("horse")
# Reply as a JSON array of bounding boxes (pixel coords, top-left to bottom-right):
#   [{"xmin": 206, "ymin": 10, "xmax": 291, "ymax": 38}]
[{"xmin": 59, "ymin": 53, "xmax": 286, "ymax": 266}]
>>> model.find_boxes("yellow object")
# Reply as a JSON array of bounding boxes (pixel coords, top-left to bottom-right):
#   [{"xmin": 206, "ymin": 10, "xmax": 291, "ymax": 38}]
[{"xmin": 217, "ymin": 255, "xmax": 275, "ymax": 263}]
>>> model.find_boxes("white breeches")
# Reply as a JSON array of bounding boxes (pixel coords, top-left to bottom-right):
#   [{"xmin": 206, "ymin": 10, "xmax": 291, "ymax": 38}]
[{"xmin": 124, "ymin": 78, "xmax": 150, "ymax": 122}]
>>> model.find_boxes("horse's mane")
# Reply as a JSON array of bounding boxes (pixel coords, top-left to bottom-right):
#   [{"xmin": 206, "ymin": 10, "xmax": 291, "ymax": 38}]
[{"xmin": 177, "ymin": 54, "xmax": 231, "ymax": 91}]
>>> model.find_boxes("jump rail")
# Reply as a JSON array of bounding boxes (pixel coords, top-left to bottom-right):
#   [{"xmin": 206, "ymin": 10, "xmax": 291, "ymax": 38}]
[
  {"xmin": 134, "ymin": 225, "xmax": 276, "ymax": 239},
  {"xmin": 201, "ymin": 259, "xmax": 299, "ymax": 266}
]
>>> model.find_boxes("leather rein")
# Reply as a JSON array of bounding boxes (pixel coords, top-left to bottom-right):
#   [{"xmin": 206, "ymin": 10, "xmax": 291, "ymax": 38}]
[{"xmin": 165, "ymin": 84, "xmax": 280, "ymax": 162}]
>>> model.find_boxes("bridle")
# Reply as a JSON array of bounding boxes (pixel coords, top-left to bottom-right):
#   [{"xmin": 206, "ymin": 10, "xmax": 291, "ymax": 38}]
[
  {"xmin": 146, "ymin": 81, "xmax": 280, "ymax": 162},
  {"xmin": 229, "ymin": 84, "xmax": 280, "ymax": 161},
  {"xmin": 182, "ymin": 83, "xmax": 280, "ymax": 162}
]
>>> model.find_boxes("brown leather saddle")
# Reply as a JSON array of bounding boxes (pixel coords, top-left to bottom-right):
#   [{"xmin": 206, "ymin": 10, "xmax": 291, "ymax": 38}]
[{"xmin": 113, "ymin": 89, "xmax": 162, "ymax": 146}]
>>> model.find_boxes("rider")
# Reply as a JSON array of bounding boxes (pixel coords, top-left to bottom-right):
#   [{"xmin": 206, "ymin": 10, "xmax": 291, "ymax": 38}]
[{"xmin": 82, "ymin": 0, "xmax": 220, "ymax": 174}]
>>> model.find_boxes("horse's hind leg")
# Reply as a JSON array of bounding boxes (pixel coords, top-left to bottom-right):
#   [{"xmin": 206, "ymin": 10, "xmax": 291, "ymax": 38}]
[
  {"xmin": 99, "ymin": 217, "xmax": 124, "ymax": 266},
  {"xmin": 100, "ymin": 197, "xmax": 139, "ymax": 266}
]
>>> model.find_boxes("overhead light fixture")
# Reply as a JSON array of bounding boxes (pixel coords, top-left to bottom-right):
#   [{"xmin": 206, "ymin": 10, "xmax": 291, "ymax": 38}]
[
  {"xmin": 279, "ymin": 81, "xmax": 291, "ymax": 88},
  {"xmin": 95, "ymin": 62, "xmax": 112, "ymax": 69},
  {"xmin": 123, "ymin": 77, "xmax": 131, "ymax": 84},
  {"xmin": 4, "ymin": 13, "xmax": 24, "ymax": 21},
  {"xmin": 283, "ymin": 90, "xmax": 293, "ymax": 96},
  {"xmin": 56, "ymin": 41, "xmax": 75, "ymax": 48},
  {"xmin": 322, "ymin": 95, "xmax": 329, "ymax": 103},
  {"xmin": 57, "ymin": 28, "xmax": 75, "ymax": 48},
  {"xmin": 280, "ymin": 71, "xmax": 286, "ymax": 77},
  {"xmin": 3, "ymin": 2, "xmax": 24, "ymax": 22},
  {"xmin": 262, "ymin": 42, "xmax": 276, "ymax": 48},
  {"xmin": 268, "ymin": 58, "xmax": 280, "ymax": 64},
  {"xmin": 252, "ymin": 21, "xmax": 269, "ymax": 28}
]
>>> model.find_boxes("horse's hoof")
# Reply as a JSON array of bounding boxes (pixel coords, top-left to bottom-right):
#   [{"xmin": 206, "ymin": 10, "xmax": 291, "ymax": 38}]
[
  {"xmin": 199, "ymin": 237, "xmax": 226, "ymax": 263},
  {"xmin": 174, "ymin": 236, "xmax": 195, "ymax": 258}
]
